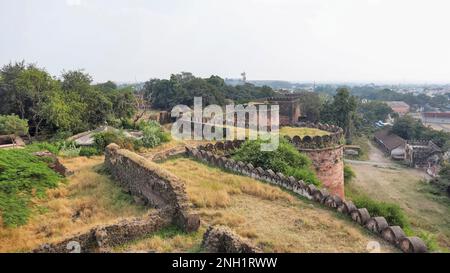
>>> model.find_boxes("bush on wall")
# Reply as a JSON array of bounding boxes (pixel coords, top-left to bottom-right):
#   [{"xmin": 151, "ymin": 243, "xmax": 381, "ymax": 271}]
[
  {"xmin": 232, "ymin": 139, "xmax": 320, "ymax": 186},
  {"xmin": 136, "ymin": 121, "xmax": 171, "ymax": 149},
  {"xmin": 94, "ymin": 131, "xmax": 137, "ymax": 151}
]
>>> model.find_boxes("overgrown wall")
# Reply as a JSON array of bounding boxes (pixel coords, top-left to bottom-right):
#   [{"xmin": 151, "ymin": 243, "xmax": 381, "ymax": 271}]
[
  {"xmin": 105, "ymin": 143, "xmax": 200, "ymax": 232},
  {"xmin": 202, "ymin": 226, "xmax": 261, "ymax": 253},
  {"xmin": 35, "ymin": 212, "xmax": 171, "ymax": 253}
]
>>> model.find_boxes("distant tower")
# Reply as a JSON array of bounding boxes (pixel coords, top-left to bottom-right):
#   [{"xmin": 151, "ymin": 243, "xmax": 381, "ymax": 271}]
[{"xmin": 241, "ymin": 72, "xmax": 247, "ymax": 82}]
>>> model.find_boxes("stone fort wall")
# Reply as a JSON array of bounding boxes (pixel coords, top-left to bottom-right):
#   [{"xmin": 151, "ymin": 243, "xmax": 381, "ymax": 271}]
[
  {"xmin": 299, "ymin": 146, "xmax": 344, "ymax": 198},
  {"xmin": 288, "ymin": 122, "xmax": 345, "ymax": 198},
  {"xmin": 104, "ymin": 143, "xmax": 200, "ymax": 232},
  {"xmin": 186, "ymin": 145, "xmax": 428, "ymax": 253}
]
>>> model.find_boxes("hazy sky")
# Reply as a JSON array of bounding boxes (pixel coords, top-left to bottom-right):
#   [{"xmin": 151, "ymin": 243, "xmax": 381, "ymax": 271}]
[{"xmin": 1, "ymin": 0, "xmax": 450, "ymax": 83}]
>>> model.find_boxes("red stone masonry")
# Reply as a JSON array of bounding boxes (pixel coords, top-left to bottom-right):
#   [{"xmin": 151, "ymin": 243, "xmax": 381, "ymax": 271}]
[{"xmin": 299, "ymin": 146, "xmax": 344, "ymax": 198}]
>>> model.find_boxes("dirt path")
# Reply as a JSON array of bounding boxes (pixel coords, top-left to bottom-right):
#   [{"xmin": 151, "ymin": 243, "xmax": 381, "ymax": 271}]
[
  {"xmin": 347, "ymin": 140, "xmax": 450, "ymax": 251},
  {"xmin": 367, "ymin": 141, "xmax": 391, "ymax": 163}
]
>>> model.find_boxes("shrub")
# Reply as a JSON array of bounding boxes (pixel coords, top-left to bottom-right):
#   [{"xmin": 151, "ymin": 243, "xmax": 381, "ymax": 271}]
[
  {"xmin": 0, "ymin": 149, "xmax": 61, "ymax": 227},
  {"xmin": 93, "ymin": 131, "xmax": 136, "ymax": 151},
  {"xmin": 79, "ymin": 147, "xmax": 101, "ymax": 157},
  {"xmin": 0, "ymin": 114, "xmax": 29, "ymax": 136},
  {"xmin": 139, "ymin": 121, "xmax": 171, "ymax": 148},
  {"xmin": 285, "ymin": 167, "xmax": 320, "ymax": 186},
  {"xmin": 417, "ymin": 231, "xmax": 439, "ymax": 252},
  {"xmin": 141, "ymin": 125, "xmax": 162, "ymax": 148},
  {"xmin": 58, "ymin": 142, "xmax": 81, "ymax": 157},
  {"xmin": 93, "ymin": 123, "xmax": 170, "ymax": 151},
  {"xmin": 351, "ymin": 195, "xmax": 410, "ymax": 229},
  {"xmin": 344, "ymin": 165, "xmax": 355, "ymax": 184},
  {"xmin": 232, "ymin": 139, "xmax": 320, "ymax": 186},
  {"xmin": 119, "ymin": 118, "xmax": 135, "ymax": 130},
  {"xmin": 25, "ymin": 142, "xmax": 61, "ymax": 155}
]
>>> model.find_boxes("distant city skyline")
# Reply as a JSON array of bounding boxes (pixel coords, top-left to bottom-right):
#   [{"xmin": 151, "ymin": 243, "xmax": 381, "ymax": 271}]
[{"xmin": 1, "ymin": 0, "xmax": 450, "ymax": 84}]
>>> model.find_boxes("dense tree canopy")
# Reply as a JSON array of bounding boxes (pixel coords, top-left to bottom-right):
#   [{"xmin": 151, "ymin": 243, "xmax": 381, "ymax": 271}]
[
  {"xmin": 358, "ymin": 101, "xmax": 394, "ymax": 124},
  {"xmin": 316, "ymin": 85, "xmax": 450, "ymax": 111},
  {"xmin": 296, "ymin": 91, "xmax": 323, "ymax": 122},
  {"xmin": 0, "ymin": 62, "xmax": 137, "ymax": 137},
  {"xmin": 142, "ymin": 72, "xmax": 275, "ymax": 110}
]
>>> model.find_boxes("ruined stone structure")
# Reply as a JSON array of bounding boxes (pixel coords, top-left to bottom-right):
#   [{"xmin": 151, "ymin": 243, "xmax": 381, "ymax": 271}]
[
  {"xmin": 263, "ymin": 94, "xmax": 302, "ymax": 126},
  {"xmin": 202, "ymin": 226, "xmax": 261, "ymax": 253},
  {"xmin": 105, "ymin": 143, "xmax": 200, "ymax": 232},
  {"xmin": 238, "ymin": 93, "xmax": 305, "ymax": 126},
  {"xmin": 158, "ymin": 111, "xmax": 172, "ymax": 125},
  {"xmin": 34, "ymin": 139, "xmax": 427, "ymax": 253},
  {"xmin": 33, "ymin": 151, "xmax": 74, "ymax": 177},
  {"xmin": 34, "ymin": 211, "xmax": 171, "ymax": 253},
  {"xmin": 405, "ymin": 140, "xmax": 443, "ymax": 177}
]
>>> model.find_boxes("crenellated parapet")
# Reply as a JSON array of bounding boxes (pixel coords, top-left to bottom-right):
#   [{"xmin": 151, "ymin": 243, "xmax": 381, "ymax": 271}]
[
  {"xmin": 283, "ymin": 122, "xmax": 344, "ymax": 149},
  {"xmin": 296, "ymin": 121, "xmax": 343, "ymax": 134}
]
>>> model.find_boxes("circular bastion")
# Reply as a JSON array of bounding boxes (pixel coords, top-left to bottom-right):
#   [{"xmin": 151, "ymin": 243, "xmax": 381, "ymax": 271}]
[{"xmin": 284, "ymin": 122, "xmax": 345, "ymax": 199}]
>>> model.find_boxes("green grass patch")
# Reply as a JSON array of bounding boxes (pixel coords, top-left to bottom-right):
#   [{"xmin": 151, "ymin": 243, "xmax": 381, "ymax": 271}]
[
  {"xmin": 344, "ymin": 165, "xmax": 356, "ymax": 184},
  {"xmin": 280, "ymin": 127, "xmax": 330, "ymax": 138},
  {"xmin": 0, "ymin": 149, "xmax": 61, "ymax": 227},
  {"xmin": 350, "ymin": 194, "xmax": 410, "ymax": 229}
]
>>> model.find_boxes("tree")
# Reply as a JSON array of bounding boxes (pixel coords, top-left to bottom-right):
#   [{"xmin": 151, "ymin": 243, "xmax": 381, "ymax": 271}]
[
  {"xmin": 358, "ymin": 101, "xmax": 393, "ymax": 123},
  {"xmin": 0, "ymin": 61, "xmax": 26, "ymax": 116},
  {"xmin": 320, "ymin": 88, "xmax": 357, "ymax": 142},
  {"xmin": 142, "ymin": 73, "xmax": 275, "ymax": 110},
  {"xmin": 391, "ymin": 115, "xmax": 424, "ymax": 139},
  {"xmin": 392, "ymin": 115, "xmax": 450, "ymax": 148},
  {"xmin": 0, "ymin": 114, "xmax": 29, "ymax": 136},
  {"xmin": 61, "ymin": 70, "xmax": 92, "ymax": 93},
  {"xmin": 14, "ymin": 66, "xmax": 59, "ymax": 137},
  {"xmin": 61, "ymin": 70, "xmax": 112, "ymax": 128},
  {"xmin": 297, "ymin": 91, "xmax": 322, "ymax": 122},
  {"xmin": 42, "ymin": 89, "xmax": 86, "ymax": 133},
  {"xmin": 1, "ymin": 62, "xmax": 140, "ymax": 137},
  {"xmin": 132, "ymin": 93, "xmax": 149, "ymax": 126},
  {"xmin": 108, "ymin": 87, "xmax": 137, "ymax": 120}
]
